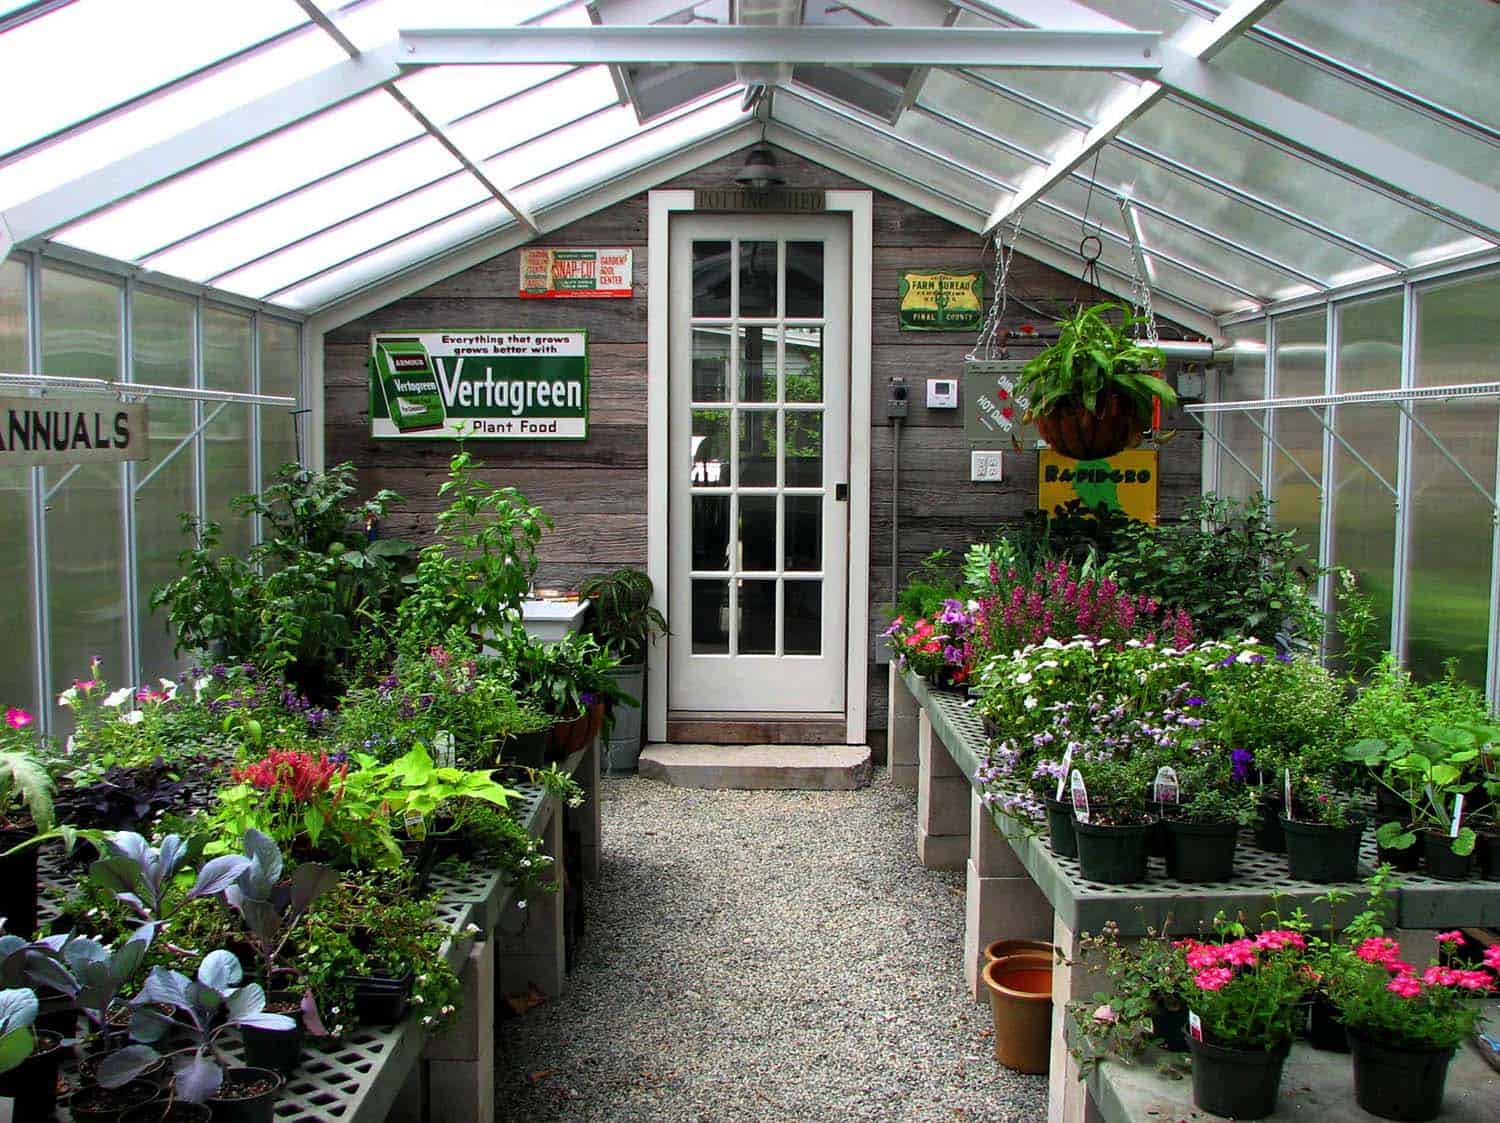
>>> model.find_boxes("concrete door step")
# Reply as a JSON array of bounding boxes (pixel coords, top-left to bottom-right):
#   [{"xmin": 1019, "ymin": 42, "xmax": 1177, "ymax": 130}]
[{"xmin": 638, "ymin": 744, "xmax": 872, "ymax": 791}]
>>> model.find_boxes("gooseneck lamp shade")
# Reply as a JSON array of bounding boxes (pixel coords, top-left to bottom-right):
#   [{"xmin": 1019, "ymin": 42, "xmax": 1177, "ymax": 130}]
[{"xmin": 734, "ymin": 144, "xmax": 786, "ymax": 190}]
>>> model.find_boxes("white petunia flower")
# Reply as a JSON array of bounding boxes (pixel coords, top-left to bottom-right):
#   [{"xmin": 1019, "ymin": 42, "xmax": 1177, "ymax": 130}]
[
  {"xmin": 123, "ymin": 710, "xmax": 145, "ymax": 725},
  {"xmin": 1024, "ymin": 696, "xmax": 1038, "ymax": 710},
  {"xmin": 1015, "ymin": 672, "xmax": 1032, "ymax": 685},
  {"xmin": 57, "ymin": 687, "xmax": 79, "ymax": 707},
  {"xmin": 103, "ymin": 686, "xmax": 133, "ymax": 708}
]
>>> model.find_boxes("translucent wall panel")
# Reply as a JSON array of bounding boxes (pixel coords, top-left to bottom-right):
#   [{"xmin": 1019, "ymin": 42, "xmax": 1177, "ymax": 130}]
[
  {"xmin": 259, "ymin": 318, "xmax": 302, "ymax": 484},
  {"xmin": 132, "ymin": 288, "xmax": 196, "ymax": 681},
  {"xmin": 1213, "ymin": 321, "xmax": 1266, "ymax": 500},
  {"xmin": 39, "ymin": 267, "xmax": 126, "ymax": 718},
  {"xmin": 1405, "ymin": 273, "xmax": 1500, "ymax": 684},
  {"xmin": 1327, "ymin": 294, "xmax": 1402, "ymax": 661},
  {"xmin": 1270, "ymin": 310, "xmax": 1326, "ymax": 561},
  {"xmin": 202, "ymin": 307, "xmax": 254, "ymax": 559},
  {"xmin": 0, "ymin": 259, "xmax": 35, "ymax": 714}
]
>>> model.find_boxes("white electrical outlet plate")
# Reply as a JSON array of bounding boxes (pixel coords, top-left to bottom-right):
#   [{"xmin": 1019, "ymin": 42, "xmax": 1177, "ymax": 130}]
[
  {"xmin": 927, "ymin": 378, "xmax": 959, "ymax": 409},
  {"xmin": 970, "ymin": 450, "xmax": 1003, "ymax": 482}
]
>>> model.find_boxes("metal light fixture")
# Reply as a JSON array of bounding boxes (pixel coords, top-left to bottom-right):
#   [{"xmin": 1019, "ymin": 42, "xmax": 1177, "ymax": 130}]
[{"xmin": 734, "ymin": 143, "xmax": 785, "ymax": 190}]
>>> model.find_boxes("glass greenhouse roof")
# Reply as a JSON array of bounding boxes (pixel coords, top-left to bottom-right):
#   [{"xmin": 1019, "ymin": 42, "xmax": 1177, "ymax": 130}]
[{"xmin": 0, "ymin": 0, "xmax": 1495, "ymax": 327}]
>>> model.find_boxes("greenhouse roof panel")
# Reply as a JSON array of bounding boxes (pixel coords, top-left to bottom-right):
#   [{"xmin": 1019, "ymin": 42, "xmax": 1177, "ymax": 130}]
[{"xmin": 0, "ymin": 0, "xmax": 1496, "ymax": 324}]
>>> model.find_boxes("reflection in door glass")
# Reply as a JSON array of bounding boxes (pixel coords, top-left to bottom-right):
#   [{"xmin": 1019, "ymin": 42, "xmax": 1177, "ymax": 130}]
[
  {"xmin": 737, "ymin": 325, "xmax": 775, "ymax": 402},
  {"xmin": 691, "ymin": 328, "xmax": 728, "ymax": 401},
  {"xmin": 785, "ymin": 326, "xmax": 822, "ymax": 402},
  {"xmin": 691, "ymin": 579, "xmax": 730, "ymax": 654},
  {"xmin": 785, "ymin": 241, "xmax": 824, "ymax": 317},
  {"xmin": 738, "ymin": 240, "xmax": 776, "ymax": 317},
  {"xmin": 738, "ymin": 495, "xmax": 776, "ymax": 572},
  {"xmin": 691, "ymin": 495, "xmax": 730, "ymax": 571},
  {"xmin": 691, "ymin": 409, "xmax": 732, "ymax": 486},
  {"xmin": 784, "ymin": 409, "xmax": 822, "ymax": 487},
  {"xmin": 692, "ymin": 240, "xmax": 730, "ymax": 316},
  {"xmin": 784, "ymin": 580, "xmax": 822, "ymax": 655},
  {"xmin": 784, "ymin": 495, "xmax": 821, "ymax": 571},
  {"xmin": 738, "ymin": 409, "xmax": 778, "ymax": 486},
  {"xmin": 739, "ymin": 579, "xmax": 776, "ymax": 654}
]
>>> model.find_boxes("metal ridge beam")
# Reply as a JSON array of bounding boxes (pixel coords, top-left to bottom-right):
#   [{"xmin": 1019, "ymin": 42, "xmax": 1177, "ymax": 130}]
[{"xmin": 396, "ymin": 25, "xmax": 1164, "ymax": 71}]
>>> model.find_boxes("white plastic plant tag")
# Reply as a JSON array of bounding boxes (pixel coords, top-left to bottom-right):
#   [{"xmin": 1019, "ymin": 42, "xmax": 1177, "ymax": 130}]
[
  {"xmin": 1450, "ymin": 794, "xmax": 1465, "ymax": 837},
  {"xmin": 1283, "ymin": 769, "xmax": 1293, "ymax": 819},
  {"xmin": 1070, "ymin": 769, "xmax": 1091, "ymax": 825},
  {"xmin": 1188, "ymin": 1011, "xmax": 1204, "ymax": 1043},
  {"xmin": 1056, "ymin": 743, "xmax": 1076, "ymax": 801},
  {"xmin": 1153, "ymin": 766, "xmax": 1180, "ymax": 806},
  {"xmin": 434, "ymin": 730, "xmax": 455, "ymax": 769},
  {"xmin": 404, "ymin": 810, "xmax": 426, "ymax": 841}
]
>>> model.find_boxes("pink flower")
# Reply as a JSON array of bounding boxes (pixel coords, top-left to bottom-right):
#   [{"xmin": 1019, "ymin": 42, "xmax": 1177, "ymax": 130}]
[
  {"xmin": 1485, "ymin": 946, "xmax": 1500, "ymax": 971},
  {"xmin": 1254, "ymin": 930, "xmax": 1306, "ymax": 952},
  {"xmin": 72, "ymin": 679, "xmax": 97, "ymax": 691},
  {"xmin": 1453, "ymin": 970, "xmax": 1494, "ymax": 993},
  {"xmin": 1185, "ymin": 947, "xmax": 1221, "ymax": 971},
  {"xmin": 1435, "ymin": 930, "xmax": 1465, "ymax": 947},
  {"xmin": 1220, "ymin": 940, "xmax": 1258, "ymax": 967},
  {"xmin": 1093, "ymin": 1004, "xmax": 1118, "ymax": 1025},
  {"xmin": 3, "ymin": 707, "xmax": 32, "ymax": 730},
  {"xmin": 1386, "ymin": 975, "xmax": 1423, "ymax": 999},
  {"xmin": 1421, "ymin": 966, "xmax": 1458, "ymax": 987},
  {"xmin": 1355, "ymin": 937, "xmax": 1401, "ymax": 967},
  {"xmin": 1195, "ymin": 967, "xmax": 1234, "ymax": 992}
]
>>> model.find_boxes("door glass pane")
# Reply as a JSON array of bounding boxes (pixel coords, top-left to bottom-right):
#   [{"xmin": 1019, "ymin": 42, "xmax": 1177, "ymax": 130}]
[
  {"xmin": 739, "ymin": 579, "xmax": 776, "ymax": 654},
  {"xmin": 738, "ymin": 410, "xmax": 778, "ymax": 487},
  {"xmin": 784, "ymin": 580, "xmax": 822, "ymax": 655},
  {"xmin": 737, "ymin": 326, "xmax": 775, "ymax": 403},
  {"xmin": 203, "ymin": 306, "xmax": 254, "ymax": 559},
  {"xmin": 785, "ymin": 327, "xmax": 823, "ymax": 403},
  {"xmin": 691, "ymin": 240, "xmax": 730, "ymax": 316},
  {"xmin": 1271, "ymin": 310, "xmax": 1325, "ymax": 563},
  {"xmin": 785, "ymin": 241, "xmax": 824, "ymax": 317},
  {"xmin": 738, "ymin": 495, "xmax": 776, "ymax": 572},
  {"xmin": 785, "ymin": 495, "xmax": 822, "ymax": 572},
  {"xmin": 738, "ymin": 240, "xmax": 776, "ymax": 317},
  {"xmin": 691, "ymin": 495, "xmax": 730, "ymax": 571},
  {"xmin": 784, "ymin": 410, "xmax": 823, "ymax": 487},
  {"xmin": 691, "ymin": 409, "xmax": 731, "ymax": 486},
  {"xmin": 0, "ymin": 259, "xmax": 34, "ymax": 715},
  {"xmin": 692, "ymin": 327, "xmax": 729, "ymax": 402},
  {"xmin": 691, "ymin": 579, "xmax": 729, "ymax": 654},
  {"xmin": 132, "ymin": 288, "xmax": 196, "ymax": 683}
]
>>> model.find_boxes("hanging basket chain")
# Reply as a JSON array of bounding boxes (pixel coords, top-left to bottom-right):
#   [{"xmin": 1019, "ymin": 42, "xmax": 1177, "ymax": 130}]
[{"xmin": 968, "ymin": 213, "xmax": 1025, "ymax": 362}]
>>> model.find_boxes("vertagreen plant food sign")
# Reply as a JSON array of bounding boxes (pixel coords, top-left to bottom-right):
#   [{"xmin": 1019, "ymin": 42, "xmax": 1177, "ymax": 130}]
[{"xmin": 368, "ymin": 329, "xmax": 589, "ymax": 440}]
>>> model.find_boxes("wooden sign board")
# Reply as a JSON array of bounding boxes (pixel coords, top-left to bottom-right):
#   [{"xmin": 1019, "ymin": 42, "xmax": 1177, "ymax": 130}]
[
  {"xmin": 0, "ymin": 394, "xmax": 148, "ymax": 466},
  {"xmin": 898, "ymin": 270, "xmax": 983, "ymax": 331},
  {"xmin": 520, "ymin": 248, "xmax": 632, "ymax": 299},
  {"xmin": 1039, "ymin": 448, "xmax": 1159, "ymax": 523}
]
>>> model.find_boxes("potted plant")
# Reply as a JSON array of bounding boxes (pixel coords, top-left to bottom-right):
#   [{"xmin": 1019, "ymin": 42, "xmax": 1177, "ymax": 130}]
[
  {"xmin": 1069, "ymin": 757, "xmax": 1154, "ymax": 885},
  {"xmin": 0, "ymin": 709, "xmax": 56, "ymax": 939},
  {"xmin": 1280, "ymin": 774, "xmax": 1365, "ymax": 883},
  {"xmin": 1328, "ymin": 931, "xmax": 1499, "ymax": 1121},
  {"xmin": 1014, "ymin": 302, "xmax": 1173, "ymax": 461},
  {"xmin": 1068, "ymin": 920, "xmax": 1193, "ymax": 1073},
  {"xmin": 1161, "ymin": 759, "xmax": 1255, "ymax": 884},
  {"xmin": 577, "ymin": 568, "xmax": 667, "ymax": 773},
  {"xmin": 0, "ymin": 986, "xmax": 57, "ymax": 1121}
]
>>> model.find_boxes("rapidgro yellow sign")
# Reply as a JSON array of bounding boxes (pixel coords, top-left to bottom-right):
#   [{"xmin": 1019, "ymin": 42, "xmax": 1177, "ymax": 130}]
[{"xmin": 1039, "ymin": 449, "xmax": 1159, "ymax": 524}]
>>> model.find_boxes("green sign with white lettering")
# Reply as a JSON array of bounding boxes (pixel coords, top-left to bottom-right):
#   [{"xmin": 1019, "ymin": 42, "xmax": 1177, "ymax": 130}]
[{"xmin": 369, "ymin": 329, "xmax": 589, "ymax": 440}]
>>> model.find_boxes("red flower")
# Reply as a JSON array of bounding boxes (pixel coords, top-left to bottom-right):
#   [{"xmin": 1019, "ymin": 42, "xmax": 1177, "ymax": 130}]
[{"xmin": 234, "ymin": 749, "xmax": 347, "ymax": 803}]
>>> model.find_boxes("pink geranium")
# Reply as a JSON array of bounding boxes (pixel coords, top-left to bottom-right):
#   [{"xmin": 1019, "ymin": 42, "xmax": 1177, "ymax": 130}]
[
  {"xmin": 4, "ymin": 707, "xmax": 32, "ymax": 730},
  {"xmin": 1385, "ymin": 974, "xmax": 1422, "ymax": 999},
  {"xmin": 1194, "ymin": 967, "xmax": 1234, "ymax": 992}
]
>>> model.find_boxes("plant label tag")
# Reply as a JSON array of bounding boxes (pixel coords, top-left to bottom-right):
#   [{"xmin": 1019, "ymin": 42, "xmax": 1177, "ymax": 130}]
[
  {"xmin": 1056, "ymin": 744, "xmax": 1076, "ymax": 801},
  {"xmin": 434, "ymin": 730, "xmax": 455, "ymax": 769},
  {"xmin": 1153, "ymin": 766, "xmax": 1180, "ymax": 806},
  {"xmin": 404, "ymin": 810, "xmax": 426, "ymax": 840},
  {"xmin": 1188, "ymin": 1011, "xmax": 1204, "ymax": 1043},
  {"xmin": 1070, "ymin": 770, "xmax": 1090, "ymax": 825},
  {"xmin": 1450, "ymin": 793, "xmax": 1464, "ymax": 837},
  {"xmin": 1283, "ymin": 769, "xmax": 1293, "ymax": 820},
  {"xmin": 1481, "ymin": 742, "xmax": 1499, "ymax": 780}
]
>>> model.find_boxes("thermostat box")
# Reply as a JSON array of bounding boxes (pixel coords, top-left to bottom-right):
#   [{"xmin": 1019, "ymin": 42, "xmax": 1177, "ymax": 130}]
[{"xmin": 927, "ymin": 378, "xmax": 959, "ymax": 409}]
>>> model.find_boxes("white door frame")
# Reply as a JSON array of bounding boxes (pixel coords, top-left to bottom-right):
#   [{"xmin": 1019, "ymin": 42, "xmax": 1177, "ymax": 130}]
[{"xmin": 647, "ymin": 188, "xmax": 872, "ymax": 745}]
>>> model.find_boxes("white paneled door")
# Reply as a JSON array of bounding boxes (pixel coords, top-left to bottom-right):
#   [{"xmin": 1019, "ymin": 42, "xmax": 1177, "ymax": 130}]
[{"xmin": 667, "ymin": 213, "xmax": 851, "ymax": 714}]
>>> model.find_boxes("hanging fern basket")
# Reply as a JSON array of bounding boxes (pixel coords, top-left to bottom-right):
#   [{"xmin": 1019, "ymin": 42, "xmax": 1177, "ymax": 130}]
[{"xmin": 1032, "ymin": 389, "xmax": 1147, "ymax": 461}]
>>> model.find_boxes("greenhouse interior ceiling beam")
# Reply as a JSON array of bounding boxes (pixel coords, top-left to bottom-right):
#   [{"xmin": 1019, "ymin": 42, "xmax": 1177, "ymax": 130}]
[
  {"xmin": 395, "ymin": 25, "xmax": 1164, "ymax": 71},
  {"xmin": 984, "ymin": 0, "xmax": 1284, "ymax": 232},
  {"xmin": 1159, "ymin": 56, "xmax": 1500, "ymax": 243},
  {"xmin": 0, "ymin": 43, "xmax": 402, "ymax": 250}
]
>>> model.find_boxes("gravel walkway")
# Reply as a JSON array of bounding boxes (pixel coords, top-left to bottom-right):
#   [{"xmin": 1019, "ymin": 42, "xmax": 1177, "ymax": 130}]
[{"xmin": 493, "ymin": 769, "xmax": 1048, "ymax": 1122}]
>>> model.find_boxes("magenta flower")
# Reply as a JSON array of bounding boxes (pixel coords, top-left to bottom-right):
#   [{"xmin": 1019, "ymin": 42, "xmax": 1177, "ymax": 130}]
[
  {"xmin": 1194, "ymin": 967, "xmax": 1234, "ymax": 992},
  {"xmin": 1386, "ymin": 975, "xmax": 1422, "ymax": 999},
  {"xmin": 4, "ymin": 707, "xmax": 32, "ymax": 730},
  {"xmin": 1435, "ymin": 930, "xmax": 1464, "ymax": 947}
]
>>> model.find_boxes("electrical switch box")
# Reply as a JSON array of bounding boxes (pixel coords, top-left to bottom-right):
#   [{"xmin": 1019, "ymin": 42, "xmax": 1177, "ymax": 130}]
[
  {"xmin": 970, "ymin": 450, "xmax": 1003, "ymax": 482},
  {"xmin": 887, "ymin": 376, "xmax": 909, "ymax": 420},
  {"xmin": 927, "ymin": 378, "xmax": 959, "ymax": 409}
]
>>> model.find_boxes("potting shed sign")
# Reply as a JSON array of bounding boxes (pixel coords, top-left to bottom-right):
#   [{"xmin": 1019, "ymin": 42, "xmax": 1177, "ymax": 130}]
[
  {"xmin": 519, "ymin": 248, "xmax": 632, "ymax": 298},
  {"xmin": 898, "ymin": 270, "xmax": 983, "ymax": 331},
  {"xmin": 1038, "ymin": 448, "xmax": 1158, "ymax": 523},
  {"xmin": 368, "ymin": 330, "xmax": 589, "ymax": 440}
]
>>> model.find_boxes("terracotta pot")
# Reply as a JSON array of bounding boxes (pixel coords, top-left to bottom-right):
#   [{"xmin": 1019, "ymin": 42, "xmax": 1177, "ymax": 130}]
[
  {"xmin": 981, "ymin": 938, "xmax": 1053, "ymax": 966},
  {"xmin": 546, "ymin": 710, "xmax": 593, "ymax": 758},
  {"xmin": 980, "ymin": 952, "xmax": 1053, "ymax": 1074},
  {"xmin": 1032, "ymin": 390, "xmax": 1146, "ymax": 462}
]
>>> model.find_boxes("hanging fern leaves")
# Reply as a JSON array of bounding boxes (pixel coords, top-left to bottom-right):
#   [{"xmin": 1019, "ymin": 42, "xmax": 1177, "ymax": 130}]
[{"xmin": 1016, "ymin": 303, "xmax": 1175, "ymax": 422}]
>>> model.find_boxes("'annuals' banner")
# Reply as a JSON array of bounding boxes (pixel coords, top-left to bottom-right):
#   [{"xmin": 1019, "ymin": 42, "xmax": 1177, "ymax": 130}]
[{"xmin": 368, "ymin": 330, "xmax": 588, "ymax": 440}]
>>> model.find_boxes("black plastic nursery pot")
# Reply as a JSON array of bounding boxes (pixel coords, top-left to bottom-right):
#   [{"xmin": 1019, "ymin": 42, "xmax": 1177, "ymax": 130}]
[
  {"xmin": 1071, "ymin": 820, "xmax": 1150, "ymax": 885},
  {"xmin": 1162, "ymin": 818, "xmax": 1238, "ymax": 883},
  {"xmin": 121, "ymin": 1100, "xmax": 214, "ymax": 1123},
  {"xmin": 1150, "ymin": 996, "xmax": 1189, "ymax": 1053},
  {"xmin": 0, "ymin": 823, "xmax": 40, "ymax": 939},
  {"xmin": 1253, "ymin": 796, "xmax": 1286, "ymax": 853},
  {"xmin": 504, "ymin": 729, "xmax": 549, "ymax": 770},
  {"xmin": 1348, "ymin": 1028, "xmax": 1454, "ymax": 1122},
  {"xmin": 1478, "ymin": 829, "xmax": 1500, "ymax": 880},
  {"xmin": 69, "ymin": 1079, "xmax": 161, "ymax": 1122},
  {"xmin": 1281, "ymin": 816, "xmax": 1364, "ymax": 883},
  {"xmin": 207, "ymin": 1067, "xmax": 285, "ymax": 1123},
  {"xmin": 241, "ymin": 993, "xmax": 306, "ymax": 1075},
  {"xmin": 0, "ymin": 1028, "xmax": 63, "ymax": 1121},
  {"xmin": 1377, "ymin": 838, "xmax": 1423, "ymax": 872},
  {"xmin": 1044, "ymin": 798, "xmax": 1077, "ymax": 858},
  {"xmin": 1304, "ymin": 992, "xmax": 1350, "ymax": 1053},
  {"xmin": 347, "ymin": 970, "xmax": 414, "ymax": 1027},
  {"xmin": 1420, "ymin": 830, "xmax": 1474, "ymax": 881},
  {"xmin": 1186, "ymin": 1036, "xmax": 1290, "ymax": 1120}
]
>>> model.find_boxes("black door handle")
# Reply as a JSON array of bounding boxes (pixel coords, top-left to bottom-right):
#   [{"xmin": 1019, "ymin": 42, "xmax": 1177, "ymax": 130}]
[{"xmin": 835, "ymin": 483, "xmax": 848, "ymax": 501}]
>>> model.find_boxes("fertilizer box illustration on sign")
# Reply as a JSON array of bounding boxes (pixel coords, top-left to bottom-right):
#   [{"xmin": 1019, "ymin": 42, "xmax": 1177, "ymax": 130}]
[{"xmin": 368, "ymin": 330, "xmax": 589, "ymax": 440}]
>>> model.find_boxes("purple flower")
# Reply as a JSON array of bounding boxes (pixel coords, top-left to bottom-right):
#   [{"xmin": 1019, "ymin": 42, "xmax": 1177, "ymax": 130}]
[
  {"xmin": 1184, "ymin": 696, "xmax": 1204, "ymax": 707},
  {"xmin": 1276, "ymin": 651, "xmax": 1294, "ymax": 664},
  {"xmin": 210, "ymin": 664, "xmax": 230, "ymax": 680},
  {"xmin": 1248, "ymin": 654, "xmax": 1266, "ymax": 665},
  {"xmin": 1231, "ymin": 748, "xmax": 1254, "ymax": 783},
  {"xmin": 581, "ymin": 691, "xmax": 602, "ymax": 706}
]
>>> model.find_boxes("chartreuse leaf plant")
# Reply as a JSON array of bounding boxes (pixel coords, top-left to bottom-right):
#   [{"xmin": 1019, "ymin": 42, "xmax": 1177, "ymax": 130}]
[{"xmin": 1016, "ymin": 302, "xmax": 1174, "ymax": 423}]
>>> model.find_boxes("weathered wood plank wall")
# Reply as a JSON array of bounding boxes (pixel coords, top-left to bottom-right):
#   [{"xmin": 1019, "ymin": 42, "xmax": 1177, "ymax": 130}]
[{"xmin": 322, "ymin": 145, "xmax": 1203, "ymax": 732}]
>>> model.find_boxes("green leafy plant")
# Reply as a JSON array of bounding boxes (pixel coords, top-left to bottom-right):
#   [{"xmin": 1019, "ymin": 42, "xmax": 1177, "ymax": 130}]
[
  {"xmin": 1345, "ymin": 721, "xmax": 1497, "ymax": 857},
  {"xmin": 576, "ymin": 568, "xmax": 667, "ymax": 665},
  {"xmin": 0, "ymin": 988, "xmax": 37, "ymax": 1074},
  {"xmin": 1174, "ymin": 912, "xmax": 1313, "ymax": 1050},
  {"xmin": 1016, "ymin": 302, "xmax": 1173, "ymax": 422},
  {"xmin": 893, "ymin": 550, "xmax": 964, "ymax": 620},
  {"xmin": 0, "ymin": 749, "xmax": 54, "ymax": 833},
  {"xmin": 1328, "ymin": 930, "xmax": 1497, "ymax": 1051},
  {"xmin": 1068, "ymin": 917, "xmax": 1191, "ymax": 1076}
]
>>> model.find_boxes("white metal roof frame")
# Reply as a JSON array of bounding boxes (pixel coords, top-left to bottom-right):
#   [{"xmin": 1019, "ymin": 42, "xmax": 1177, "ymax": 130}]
[{"xmin": 0, "ymin": 0, "xmax": 1494, "ymax": 332}]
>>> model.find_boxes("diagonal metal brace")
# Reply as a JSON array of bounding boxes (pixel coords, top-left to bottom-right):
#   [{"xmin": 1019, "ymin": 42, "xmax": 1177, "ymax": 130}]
[
  {"xmin": 1242, "ymin": 411, "xmax": 1321, "ymax": 492},
  {"xmin": 1312, "ymin": 405, "xmax": 1396, "ymax": 498},
  {"xmin": 1395, "ymin": 402, "xmax": 1498, "ymax": 511}
]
